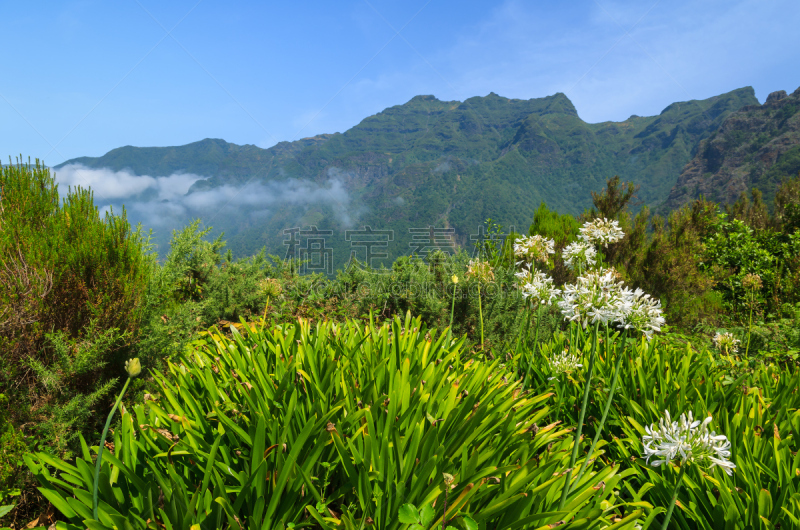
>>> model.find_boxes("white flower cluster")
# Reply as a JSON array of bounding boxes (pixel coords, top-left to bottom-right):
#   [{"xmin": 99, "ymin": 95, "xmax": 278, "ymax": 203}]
[
  {"xmin": 514, "ymin": 235, "xmax": 555, "ymax": 268},
  {"xmin": 713, "ymin": 332, "xmax": 740, "ymax": 355},
  {"xmin": 563, "ymin": 241, "xmax": 597, "ymax": 272},
  {"xmin": 547, "ymin": 349, "xmax": 582, "ymax": 379},
  {"xmin": 519, "ymin": 270, "xmax": 562, "ymax": 307},
  {"xmin": 512, "ymin": 220, "xmax": 665, "ymax": 338},
  {"xmin": 579, "ymin": 218, "xmax": 625, "ymax": 248},
  {"xmin": 642, "ymin": 410, "xmax": 735, "ymax": 476},
  {"xmin": 558, "ymin": 268, "xmax": 626, "ymax": 327},
  {"xmin": 557, "ymin": 269, "xmax": 665, "ymax": 338},
  {"xmin": 618, "ymin": 287, "xmax": 666, "ymax": 340}
]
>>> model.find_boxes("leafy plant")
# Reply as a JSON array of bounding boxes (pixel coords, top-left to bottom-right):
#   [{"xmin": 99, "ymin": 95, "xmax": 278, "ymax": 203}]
[
  {"xmin": 27, "ymin": 314, "xmax": 635, "ymax": 529},
  {"xmin": 521, "ymin": 326, "xmax": 800, "ymax": 528}
]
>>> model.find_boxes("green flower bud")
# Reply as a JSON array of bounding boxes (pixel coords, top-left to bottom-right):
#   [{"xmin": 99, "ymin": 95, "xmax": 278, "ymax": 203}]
[{"xmin": 125, "ymin": 358, "xmax": 142, "ymax": 378}]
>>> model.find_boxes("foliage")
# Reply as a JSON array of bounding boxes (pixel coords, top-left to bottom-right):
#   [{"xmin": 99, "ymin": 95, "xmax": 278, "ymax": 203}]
[
  {"xmin": 704, "ymin": 215, "xmax": 800, "ymax": 319},
  {"xmin": 24, "ymin": 325, "xmax": 122, "ymax": 459},
  {"xmin": 5, "ymin": 156, "xmax": 800, "ymax": 527},
  {"xmin": 27, "ymin": 315, "xmax": 632, "ymax": 529},
  {"xmin": 0, "ymin": 159, "xmax": 155, "ymax": 526},
  {"xmin": 0, "ymin": 158, "xmax": 150, "ymax": 363},
  {"xmin": 588, "ymin": 176, "xmax": 638, "ymax": 221},
  {"xmin": 528, "ymin": 202, "xmax": 581, "ymax": 284},
  {"xmin": 55, "ymin": 89, "xmax": 758, "ymax": 262},
  {"xmin": 518, "ymin": 327, "xmax": 800, "ymax": 528},
  {"xmin": 0, "ymin": 422, "xmax": 27, "ymax": 496}
]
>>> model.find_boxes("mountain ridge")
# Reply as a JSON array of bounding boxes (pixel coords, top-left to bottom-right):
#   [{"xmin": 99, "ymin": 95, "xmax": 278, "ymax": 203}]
[
  {"xmin": 55, "ymin": 87, "xmax": 761, "ymax": 263},
  {"xmin": 664, "ymin": 86, "xmax": 800, "ymax": 211}
]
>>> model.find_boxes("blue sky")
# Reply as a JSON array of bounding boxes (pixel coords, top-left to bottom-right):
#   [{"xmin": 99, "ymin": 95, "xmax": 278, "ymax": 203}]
[{"xmin": 2, "ymin": 0, "xmax": 799, "ymax": 166}]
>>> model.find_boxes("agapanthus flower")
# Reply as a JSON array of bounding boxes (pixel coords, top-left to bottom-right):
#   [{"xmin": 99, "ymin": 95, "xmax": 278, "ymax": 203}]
[
  {"xmin": 514, "ymin": 235, "xmax": 555, "ymax": 267},
  {"xmin": 466, "ymin": 259, "xmax": 495, "ymax": 284},
  {"xmin": 713, "ymin": 332, "xmax": 740, "ymax": 355},
  {"xmin": 514, "ymin": 268, "xmax": 532, "ymax": 287},
  {"xmin": 557, "ymin": 268, "xmax": 626, "ymax": 328},
  {"xmin": 519, "ymin": 270, "xmax": 561, "ymax": 307},
  {"xmin": 547, "ymin": 349, "xmax": 582, "ymax": 380},
  {"xmin": 563, "ymin": 241, "xmax": 597, "ymax": 272},
  {"xmin": 579, "ymin": 218, "xmax": 625, "ymax": 248},
  {"xmin": 741, "ymin": 273, "xmax": 763, "ymax": 291},
  {"xmin": 618, "ymin": 287, "xmax": 665, "ymax": 340},
  {"xmin": 642, "ymin": 410, "xmax": 735, "ymax": 476},
  {"xmin": 259, "ymin": 278, "xmax": 283, "ymax": 298}
]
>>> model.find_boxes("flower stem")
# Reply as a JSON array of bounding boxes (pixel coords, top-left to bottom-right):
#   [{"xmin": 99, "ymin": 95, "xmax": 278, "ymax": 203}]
[
  {"xmin": 527, "ymin": 305, "xmax": 542, "ymax": 386},
  {"xmin": 478, "ymin": 284, "xmax": 484, "ymax": 350},
  {"xmin": 745, "ymin": 294, "xmax": 754, "ymax": 357},
  {"xmin": 93, "ymin": 376, "xmax": 131, "ymax": 521},
  {"xmin": 449, "ymin": 285, "xmax": 457, "ymax": 340},
  {"xmin": 261, "ymin": 295, "xmax": 271, "ymax": 329},
  {"xmin": 559, "ymin": 321, "xmax": 599, "ymax": 509},
  {"xmin": 661, "ymin": 464, "xmax": 687, "ymax": 530},
  {"xmin": 571, "ymin": 326, "xmax": 625, "ymax": 492}
]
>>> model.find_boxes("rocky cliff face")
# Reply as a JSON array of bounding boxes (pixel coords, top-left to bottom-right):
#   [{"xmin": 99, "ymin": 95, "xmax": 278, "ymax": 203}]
[{"xmin": 664, "ymin": 87, "xmax": 800, "ymax": 211}]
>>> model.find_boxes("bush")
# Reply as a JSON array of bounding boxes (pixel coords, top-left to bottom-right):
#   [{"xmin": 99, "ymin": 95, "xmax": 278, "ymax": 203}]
[
  {"xmin": 0, "ymin": 158, "xmax": 153, "ymax": 523},
  {"xmin": 27, "ymin": 315, "xmax": 632, "ymax": 529}
]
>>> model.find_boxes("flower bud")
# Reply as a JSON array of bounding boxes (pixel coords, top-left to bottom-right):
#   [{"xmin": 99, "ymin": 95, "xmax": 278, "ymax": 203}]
[{"xmin": 125, "ymin": 358, "xmax": 142, "ymax": 378}]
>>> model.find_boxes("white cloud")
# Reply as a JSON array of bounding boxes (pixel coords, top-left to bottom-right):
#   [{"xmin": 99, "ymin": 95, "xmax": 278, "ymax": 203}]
[
  {"xmin": 53, "ymin": 164, "xmax": 355, "ymax": 230},
  {"xmin": 55, "ymin": 164, "xmax": 203, "ymax": 201}
]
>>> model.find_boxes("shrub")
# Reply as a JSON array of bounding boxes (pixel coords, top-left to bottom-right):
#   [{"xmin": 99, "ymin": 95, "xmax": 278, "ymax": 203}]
[
  {"xmin": 0, "ymin": 158, "xmax": 153, "ymax": 522},
  {"xmin": 528, "ymin": 202, "xmax": 581, "ymax": 284},
  {"xmin": 27, "ymin": 315, "xmax": 634, "ymax": 529}
]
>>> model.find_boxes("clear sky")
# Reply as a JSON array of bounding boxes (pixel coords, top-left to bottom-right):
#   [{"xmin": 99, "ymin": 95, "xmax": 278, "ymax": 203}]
[{"xmin": 2, "ymin": 0, "xmax": 799, "ymax": 166}]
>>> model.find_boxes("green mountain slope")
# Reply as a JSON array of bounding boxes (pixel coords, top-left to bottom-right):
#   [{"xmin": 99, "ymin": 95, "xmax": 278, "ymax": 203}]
[
  {"xmin": 56, "ymin": 88, "xmax": 758, "ymax": 265},
  {"xmin": 665, "ymin": 87, "xmax": 800, "ymax": 210}
]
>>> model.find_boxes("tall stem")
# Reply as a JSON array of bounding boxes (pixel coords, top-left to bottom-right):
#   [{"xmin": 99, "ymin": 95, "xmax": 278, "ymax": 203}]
[
  {"xmin": 449, "ymin": 285, "xmax": 457, "ymax": 340},
  {"xmin": 559, "ymin": 321, "xmax": 599, "ymax": 509},
  {"xmin": 523, "ymin": 302, "xmax": 532, "ymax": 347},
  {"xmin": 478, "ymin": 284, "xmax": 484, "ymax": 350},
  {"xmin": 261, "ymin": 295, "xmax": 271, "ymax": 329},
  {"xmin": 93, "ymin": 377, "xmax": 132, "ymax": 521},
  {"xmin": 661, "ymin": 464, "xmax": 687, "ymax": 530},
  {"xmin": 526, "ymin": 305, "xmax": 542, "ymax": 386},
  {"xmin": 745, "ymin": 294, "xmax": 754, "ymax": 357},
  {"xmin": 516, "ymin": 300, "xmax": 532, "ymax": 361},
  {"xmin": 571, "ymin": 327, "xmax": 626, "ymax": 492}
]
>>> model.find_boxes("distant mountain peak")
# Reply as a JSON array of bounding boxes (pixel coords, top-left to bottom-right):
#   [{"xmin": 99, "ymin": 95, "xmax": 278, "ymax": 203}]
[
  {"xmin": 55, "ymin": 86, "xmax": 764, "ymax": 263},
  {"xmin": 664, "ymin": 86, "xmax": 800, "ymax": 210},
  {"xmin": 766, "ymin": 90, "xmax": 789, "ymax": 104}
]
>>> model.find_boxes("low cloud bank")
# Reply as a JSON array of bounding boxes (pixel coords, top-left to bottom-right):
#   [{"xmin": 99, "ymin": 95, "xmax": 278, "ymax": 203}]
[
  {"xmin": 55, "ymin": 164, "xmax": 203, "ymax": 202},
  {"xmin": 54, "ymin": 164, "xmax": 354, "ymax": 229}
]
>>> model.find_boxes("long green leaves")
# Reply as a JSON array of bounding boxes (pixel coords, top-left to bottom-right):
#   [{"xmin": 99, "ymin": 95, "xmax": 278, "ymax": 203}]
[
  {"xmin": 522, "ymin": 328, "xmax": 800, "ymax": 528},
  {"xmin": 29, "ymin": 314, "xmax": 625, "ymax": 529}
]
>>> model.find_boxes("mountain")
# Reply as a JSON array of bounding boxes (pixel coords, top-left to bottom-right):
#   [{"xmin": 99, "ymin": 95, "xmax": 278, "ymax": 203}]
[
  {"xmin": 55, "ymin": 88, "xmax": 759, "ymax": 266},
  {"xmin": 665, "ymin": 88, "xmax": 800, "ymax": 211}
]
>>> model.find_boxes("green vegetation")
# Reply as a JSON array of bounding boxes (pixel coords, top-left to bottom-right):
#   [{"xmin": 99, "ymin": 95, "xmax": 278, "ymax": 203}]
[
  {"xmin": 56, "ymin": 88, "xmax": 759, "ymax": 263},
  {"xmin": 1, "ymin": 157, "xmax": 799, "ymax": 528},
  {"xmin": 665, "ymin": 87, "xmax": 800, "ymax": 212},
  {"xmin": 29, "ymin": 316, "xmax": 633, "ymax": 529}
]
